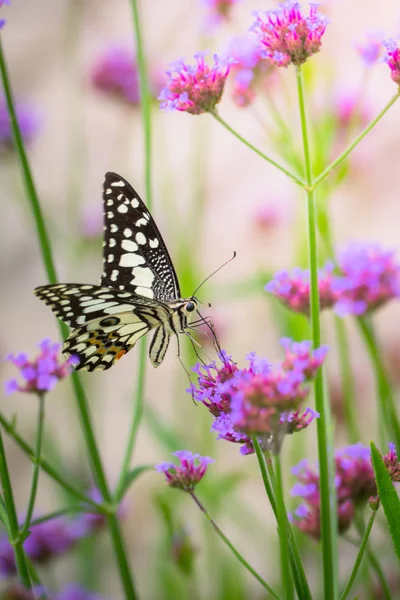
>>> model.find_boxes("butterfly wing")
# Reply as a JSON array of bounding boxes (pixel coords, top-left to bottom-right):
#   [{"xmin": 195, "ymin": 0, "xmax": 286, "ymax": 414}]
[
  {"xmin": 34, "ymin": 284, "xmax": 173, "ymax": 371},
  {"xmin": 101, "ymin": 171, "xmax": 180, "ymax": 302}
]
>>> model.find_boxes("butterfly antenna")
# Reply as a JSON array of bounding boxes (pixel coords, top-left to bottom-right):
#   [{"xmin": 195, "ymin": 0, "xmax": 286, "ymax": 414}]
[
  {"xmin": 191, "ymin": 251, "xmax": 236, "ymax": 300},
  {"xmin": 192, "ymin": 309, "xmax": 222, "ymax": 355}
]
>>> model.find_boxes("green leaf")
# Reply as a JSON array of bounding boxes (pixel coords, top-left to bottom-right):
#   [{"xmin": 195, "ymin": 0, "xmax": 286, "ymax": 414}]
[
  {"xmin": 370, "ymin": 442, "xmax": 400, "ymax": 561},
  {"xmin": 119, "ymin": 464, "xmax": 153, "ymax": 497}
]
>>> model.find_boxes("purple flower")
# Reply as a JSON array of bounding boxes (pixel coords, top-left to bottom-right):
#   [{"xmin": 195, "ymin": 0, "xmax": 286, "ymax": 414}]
[
  {"xmin": 159, "ymin": 53, "xmax": 231, "ymax": 115},
  {"xmin": 251, "ymin": 1, "xmax": 328, "ymax": 68},
  {"xmin": 0, "ymin": 98, "xmax": 40, "ymax": 150},
  {"xmin": 334, "ymin": 242, "xmax": 400, "ymax": 316},
  {"xmin": 4, "ymin": 338, "xmax": 79, "ymax": 395},
  {"xmin": 265, "ymin": 262, "xmax": 340, "ymax": 314},
  {"xmin": 91, "ymin": 44, "xmax": 163, "ymax": 105},
  {"xmin": 383, "ymin": 442, "xmax": 400, "ymax": 483},
  {"xmin": 53, "ymin": 584, "xmax": 110, "ymax": 600},
  {"xmin": 156, "ymin": 450, "xmax": 214, "ymax": 492},
  {"xmin": 1, "ymin": 585, "xmax": 110, "ymax": 600},
  {"xmin": 355, "ymin": 33, "xmax": 383, "ymax": 65},
  {"xmin": 383, "ymin": 39, "xmax": 400, "ymax": 86}
]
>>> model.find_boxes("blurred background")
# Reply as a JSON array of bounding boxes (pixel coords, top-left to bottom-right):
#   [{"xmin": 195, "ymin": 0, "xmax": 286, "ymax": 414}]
[{"xmin": 2, "ymin": 0, "xmax": 400, "ymax": 598}]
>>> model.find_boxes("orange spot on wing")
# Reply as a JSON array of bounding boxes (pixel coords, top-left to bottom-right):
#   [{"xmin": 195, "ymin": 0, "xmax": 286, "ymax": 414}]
[{"xmin": 115, "ymin": 349, "xmax": 127, "ymax": 361}]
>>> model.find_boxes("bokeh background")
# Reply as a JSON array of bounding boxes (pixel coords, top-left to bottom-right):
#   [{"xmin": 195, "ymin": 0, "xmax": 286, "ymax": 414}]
[{"xmin": 2, "ymin": 0, "xmax": 400, "ymax": 598}]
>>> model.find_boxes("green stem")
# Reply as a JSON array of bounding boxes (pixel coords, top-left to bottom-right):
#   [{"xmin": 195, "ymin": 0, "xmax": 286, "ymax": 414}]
[
  {"xmin": 211, "ymin": 112, "xmax": 305, "ymax": 187},
  {"xmin": 274, "ymin": 454, "xmax": 293, "ymax": 600},
  {"xmin": 296, "ymin": 65, "xmax": 338, "ymax": 600},
  {"xmin": 31, "ymin": 505, "xmax": 102, "ymax": 527},
  {"xmin": 313, "ymin": 91, "xmax": 400, "ymax": 189},
  {"xmin": 0, "ymin": 39, "xmax": 138, "ymax": 600},
  {"xmin": 357, "ymin": 316, "xmax": 400, "ymax": 449},
  {"xmin": 190, "ymin": 492, "xmax": 281, "ymax": 599},
  {"xmin": 0, "ymin": 413, "xmax": 97, "ymax": 506},
  {"xmin": 20, "ymin": 393, "xmax": 45, "ymax": 538},
  {"xmin": 366, "ymin": 547, "xmax": 392, "ymax": 600},
  {"xmin": 340, "ymin": 510, "xmax": 377, "ymax": 600},
  {"xmin": 0, "ymin": 429, "xmax": 31, "ymax": 587},
  {"xmin": 252, "ymin": 438, "xmax": 276, "ymax": 511},
  {"xmin": 334, "ymin": 318, "xmax": 360, "ymax": 443}
]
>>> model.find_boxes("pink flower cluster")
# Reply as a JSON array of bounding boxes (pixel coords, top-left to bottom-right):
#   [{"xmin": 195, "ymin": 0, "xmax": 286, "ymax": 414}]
[
  {"xmin": 4, "ymin": 339, "xmax": 78, "ymax": 395},
  {"xmin": 290, "ymin": 443, "xmax": 385, "ymax": 539},
  {"xmin": 383, "ymin": 39, "xmax": 400, "ymax": 86},
  {"xmin": 159, "ymin": 53, "xmax": 231, "ymax": 115},
  {"xmin": 266, "ymin": 243, "xmax": 400, "ymax": 317},
  {"xmin": 190, "ymin": 342, "xmax": 326, "ymax": 454},
  {"xmin": 156, "ymin": 451, "xmax": 214, "ymax": 492},
  {"xmin": 250, "ymin": 1, "xmax": 328, "ymax": 67}
]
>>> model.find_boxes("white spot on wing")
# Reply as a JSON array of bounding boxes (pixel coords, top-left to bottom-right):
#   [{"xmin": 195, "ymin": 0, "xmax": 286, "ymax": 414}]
[
  {"xmin": 119, "ymin": 253, "xmax": 146, "ymax": 267},
  {"xmin": 117, "ymin": 204, "xmax": 129, "ymax": 214},
  {"xmin": 107, "ymin": 254, "xmax": 114, "ymax": 263},
  {"xmin": 111, "ymin": 224, "xmax": 118, "ymax": 233},
  {"xmin": 135, "ymin": 217, "xmax": 147, "ymax": 227},
  {"xmin": 131, "ymin": 198, "xmax": 140, "ymax": 208},
  {"xmin": 107, "ymin": 211, "xmax": 114, "ymax": 219},
  {"xmin": 107, "ymin": 199, "xmax": 114, "ymax": 206},
  {"xmin": 134, "ymin": 286, "xmax": 154, "ymax": 299},
  {"xmin": 121, "ymin": 239, "xmax": 138, "ymax": 252},
  {"xmin": 83, "ymin": 301, "xmax": 119, "ymax": 314},
  {"xmin": 124, "ymin": 228, "xmax": 132, "ymax": 237},
  {"xmin": 135, "ymin": 232, "xmax": 146, "ymax": 245},
  {"xmin": 111, "ymin": 181, "xmax": 125, "ymax": 187},
  {"xmin": 111, "ymin": 269, "xmax": 119, "ymax": 281},
  {"xmin": 130, "ymin": 266, "xmax": 155, "ymax": 288},
  {"xmin": 149, "ymin": 238, "xmax": 159, "ymax": 248},
  {"xmin": 109, "ymin": 238, "xmax": 116, "ymax": 248}
]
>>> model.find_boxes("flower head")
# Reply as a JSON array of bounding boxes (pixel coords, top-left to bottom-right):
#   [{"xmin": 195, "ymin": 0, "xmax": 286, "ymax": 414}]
[
  {"xmin": 156, "ymin": 450, "xmax": 214, "ymax": 492},
  {"xmin": 265, "ymin": 262, "xmax": 339, "ymax": 314},
  {"xmin": 251, "ymin": 1, "xmax": 328, "ymax": 68},
  {"xmin": 202, "ymin": 0, "xmax": 240, "ymax": 28},
  {"xmin": 0, "ymin": 98, "xmax": 40, "ymax": 150},
  {"xmin": 383, "ymin": 442, "xmax": 400, "ymax": 482},
  {"xmin": 159, "ymin": 53, "xmax": 231, "ymax": 115},
  {"xmin": 4, "ymin": 339, "xmax": 78, "ymax": 395},
  {"xmin": 355, "ymin": 33, "xmax": 383, "ymax": 66},
  {"xmin": 91, "ymin": 45, "xmax": 162, "ymax": 105},
  {"xmin": 383, "ymin": 39, "xmax": 400, "ymax": 86},
  {"xmin": 334, "ymin": 242, "xmax": 400, "ymax": 316}
]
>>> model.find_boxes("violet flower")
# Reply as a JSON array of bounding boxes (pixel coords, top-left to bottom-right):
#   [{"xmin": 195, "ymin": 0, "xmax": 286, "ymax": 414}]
[
  {"xmin": 0, "ymin": 98, "xmax": 40, "ymax": 150},
  {"xmin": 383, "ymin": 39, "xmax": 400, "ymax": 86},
  {"xmin": 156, "ymin": 451, "xmax": 214, "ymax": 492}
]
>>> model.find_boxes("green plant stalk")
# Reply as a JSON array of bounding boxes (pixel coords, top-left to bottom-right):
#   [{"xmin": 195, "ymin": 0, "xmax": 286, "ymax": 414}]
[
  {"xmin": 0, "ymin": 40, "xmax": 137, "ymax": 600},
  {"xmin": 31, "ymin": 505, "xmax": 101, "ymax": 527},
  {"xmin": 253, "ymin": 439, "xmax": 312, "ymax": 600},
  {"xmin": 366, "ymin": 547, "xmax": 392, "ymax": 600},
  {"xmin": 312, "ymin": 91, "xmax": 400, "ymax": 189},
  {"xmin": 190, "ymin": 492, "xmax": 281, "ymax": 599},
  {"xmin": 334, "ymin": 318, "xmax": 360, "ymax": 443},
  {"xmin": 357, "ymin": 316, "xmax": 400, "ymax": 449},
  {"xmin": 274, "ymin": 454, "xmax": 294, "ymax": 600},
  {"xmin": 340, "ymin": 510, "xmax": 377, "ymax": 600},
  {"xmin": 0, "ymin": 413, "xmax": 97, "ymax": 506},
  {"xmin": 211, "ymin": 111, "xmax": 305, "ymax": 187},
  {"xmin": 0, "ymin": 428, "xmax": 31, "ymax": 587},
  {"xmin": 296, "ymin": 65, "xmax": 338, "ymax": 600},
  {"xmin": 20, "ymin": 393, "xmax": 45, "ymax": 538},
  {"xmin": 116, "ymin": 0, "xmax": 155, "ymax": 500}
]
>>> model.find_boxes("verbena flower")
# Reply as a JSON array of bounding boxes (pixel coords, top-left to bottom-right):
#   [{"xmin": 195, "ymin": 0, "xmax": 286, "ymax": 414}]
[
  {"xmin": 202, "ymin": 0, "xmax": 240, "ymax": 28},
  {"xmin": 355, "ymin": 33, "xmax": 383, "ymax": 65},
  {"xmin": 383, "ymin": 442, "xmax": 400, "ymax": 482},
  {"xmin": 254, "ymin": 202, "xmax": 285, "ymax": 232},
  {"xmin": 190, "ymin": 343, "xmax": 326, "ymax": 452},
  {"xmin": 0, "ymin": 98, "xmax": 39, "ymax": 150},
  {"xmin": 290, "ymin": 444, "xmax": 377, "ymax": 539},
  {"xmin": 251, "ymin": 1, "xmax": 328, "ymax": 68},
  {"xmin": 156, "ymin": 450, "xmax": 214, "ymax": 492},
  {"xmin": 334, "ymin": 242, "xmax": 400, "ymax": 316},
  {"xmin": 0, "ymin": 0, "xmax": 9, "ymax": 29},
  {"xmin": 4, "ymin": 339, "xmax": 78, "ymax": 395},
  {"xmin": 226, "ymin": 35, "xmax": 274, "ymax": 107},
  {"xmin": 383, "ymin": 39, "xmax": 400, "ymax": 86},
  {"xmin": 91, "ymin": 45, "xmax": 162, "ymax": 105},
  {"xmin": 159, "ymin": 53, "xmax": 231, "ymax": 115},
  {"xmin": 265, "ymin": 262, "xmax": 339, "ymax": 314}
]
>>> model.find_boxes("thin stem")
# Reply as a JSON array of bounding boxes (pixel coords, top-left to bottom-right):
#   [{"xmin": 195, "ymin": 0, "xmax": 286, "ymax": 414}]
[
  {"xmin": 21, "ymin": 393, "xmax": 46, "ymax": 538},
  {"xmin": 340, "ymin": 510, "xmax": 377, "ymax": 600},
  {"xmin": 334, "ymin": 318, "xmax": 360, "ymax": 443},
  {"xmin": 211, "ymin": 111, "xmax": 305, "ymax": 187},
  {"xmin": 274, "ymin": 454, "xmax": 294, "ymax": 600},
  {"xmin": 190, "ymin": 492, "xmax": 281, "ymax": 599},
  {"xmin": 0, "ymin": 40, "xmax": 138, "ymax": 600},
  {"xmin": 30, "ymin": 505, "xmax": 102, "ymax": 527},
  {"xmin": 366, "ymin": 547, "xmax": 392, "ymax": 600},
  {"xmin": 0, "ymin": 429, "xmax": 31, "ymax": 587},
  {"xmin": 252, "ymin": 437, "xmax": 276, "ymax": 512},
  {"xmin": 0, "ymin": 413, "xmax": 97, "ymax": 506},
  {"xmin": 357, "ymin": 316, "xmax": 400, "ymax": 449},
  {"xmin": 296, "ymin": 65, "xmax": 338, "ymax": 600},
  {"xmin": 313, "ymin": 91, "xmax": 400, "ymax": 189}
]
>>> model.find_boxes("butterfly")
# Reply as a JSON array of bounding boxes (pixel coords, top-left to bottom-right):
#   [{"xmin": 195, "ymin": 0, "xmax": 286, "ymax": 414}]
[{"xmin": 34, "ymin": 172, "xmax": 205, "ymax": 372}]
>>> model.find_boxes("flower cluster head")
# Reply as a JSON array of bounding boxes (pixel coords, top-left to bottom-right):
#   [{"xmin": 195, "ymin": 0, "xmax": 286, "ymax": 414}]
[
  {"xmin": 190, "ymin": 343, "xmax": 325, "ymax": 454},
  {"xmin": 91, "ymin": 45, "xmax": 162, "ymax": 105},
  {"xmin": 0, "ymin": 98, "xmax": 39, "ymax": 151},
  {"xmin": 266, "ymin": 262, "xmax": 339, "ymax": 314},
  {"xmin": 383, "ymin": 442, "xmax": 400, "ymax": 482},
  {"xmin": 0, "ymin": 0, "xmax": 10, "ymax": 29},
  {"xmin": 355, "ymin": 33, "xmax": 383, "ymax": 66},
  {"xmin": 159, "ymin": 52, "xmax": 231, "ymax": 115},
  {"xmin": 202, "ymin": 0, "xmax": 240, "ymax": 28},
  {"xmin": 290, "ymin": 444, "xmax": 377, "ymax": 539},
  {"xmin": 334, "ymin": 242, "xmax": 400, "ymax": 316},
  {"xmin": 226, "ymin": 35, "xmax": 275, "ymax": 107},
  {"xmin": 250, "ymin": 1, "xmax": 328, "ymax": 68},
  {"xmin": 4, "ymin": 339, "xmax": 78, "ymax": 395},
  {"xmin": 156, "ymin": 451, "xmax": 214, "ymax": 492},
  {"xmin": 383, "ymin": 39, "xmax": 400, "ymax": 86}
]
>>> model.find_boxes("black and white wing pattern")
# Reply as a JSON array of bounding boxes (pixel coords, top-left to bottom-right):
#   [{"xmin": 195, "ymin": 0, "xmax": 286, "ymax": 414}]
[
  {"xmin": 34, "ymin": 284, "xmax": 173, "ymax": 371},
  {"xmin": 101, "ymin": 171, "xmax": 180, "ymax": 302}
]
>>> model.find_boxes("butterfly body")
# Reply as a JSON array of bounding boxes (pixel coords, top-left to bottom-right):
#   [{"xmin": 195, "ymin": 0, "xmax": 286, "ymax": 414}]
[{"xmin": 34, "ymin": 173, "xmax": 198, "ymax": 372}]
